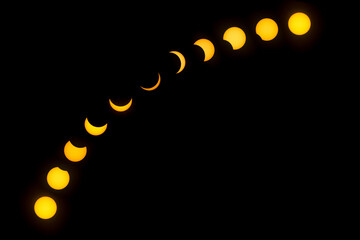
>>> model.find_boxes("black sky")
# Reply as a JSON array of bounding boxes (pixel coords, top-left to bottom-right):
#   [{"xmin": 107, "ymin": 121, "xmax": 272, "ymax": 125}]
[{"xmin": 5, "ymin": 1, "xmax": 340, "ymax": 238}]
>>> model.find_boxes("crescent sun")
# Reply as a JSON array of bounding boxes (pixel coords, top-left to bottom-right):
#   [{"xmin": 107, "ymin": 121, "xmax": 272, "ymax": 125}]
[
  {"xmin": 169, "ymin": 51, "xmax": 186, "ymax": 74},
  {"xmin": 109, "ymin": 98, "xmax": 133, "ymax": 112},
  {"xmin": 194, "ymin": 38, "xmax": 215, "ymax": 62},
  {"xmin": 84, "ymin": 117, "xmax": 108, "ymax": 136},
  {"xmin": 141, "ymin": 73, "xmax": 161, "ymax": 91}
]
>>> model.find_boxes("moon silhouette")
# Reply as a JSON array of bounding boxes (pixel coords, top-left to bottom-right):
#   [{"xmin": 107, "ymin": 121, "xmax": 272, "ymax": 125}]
[
  {"xmin": 84, "ymin": 117, "xmax": 108, "ymax": 136},
  {"xmin": 141, "ymin": 73, "xmax": 161, "ymax": 91},
  {"xmin": 194, "ymin": 38, "xmax": 215, "ymax": 62},
  {"xmin": 64, "ymin": 140, "xmax": 87, "ymax": 162},
  {"xmin": 109, "ymin": 98, "xmax": 133, "ymax": 112},
  {"xmin": 169, "ymin": 51, "xmax": 186, "ymax": 74},
  {"xmin": 223, "ymin": 27, "xmax": 246, "ymax": 50}
]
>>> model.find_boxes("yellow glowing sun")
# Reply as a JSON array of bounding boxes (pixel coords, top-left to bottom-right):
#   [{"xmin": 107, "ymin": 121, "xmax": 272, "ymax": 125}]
[
  {"xmin": 34, "ymin": 196, "xmax": 57, "ymax": 220},
  {"xmin": 256, "ymin": 18, "xmax": 278, "ymax": 41},
  {"xmin": 288, "ymin": 12, "xmax": 311, "ymax": 35},
  {"xmin": 223, "ymin": 27, "xmax": 246, "ymax": 50},
  {"xmin": 47, "ymin": 167, "xmax": 70, "ymax": 190}
]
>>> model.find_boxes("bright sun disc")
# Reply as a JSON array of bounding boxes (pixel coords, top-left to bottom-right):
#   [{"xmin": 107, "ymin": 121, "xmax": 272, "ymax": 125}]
[
  {"xmin": 34, "ymin": 196, "xmax": 57, "ymax": 219},
  {"xmin": 288, "ymin": 12, "xmax": 311, "ymax": 35},
  {"xmin": 47, "ymin": 167, "xmax": 70, "ymax": 190}
]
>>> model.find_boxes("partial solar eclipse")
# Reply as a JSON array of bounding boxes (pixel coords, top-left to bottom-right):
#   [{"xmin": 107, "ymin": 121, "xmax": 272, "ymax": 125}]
[
  {"xmin": 141, "ymin": 73, "xmax": 161, "ymax": 91},
  {"xmin": 64, "ymin": 140, "xmax": 87, "ymax": 162},
  {"xmin": 47, "ymin": 167, "xmax": 70, "ymax": 190},
  {"xmin": 169, "ymin": 51, "xmax": 186, "ymax": 74},
  {"xmin": 109, "ymin": 98, "xmax": 133, "ymax": 112},
  {"xmin": 194, "ymin": 38, "xmax": 215, "ymax": 62},
  {"xmin": 84, "ymin": 117, "xmax": 108, "ymax": 136},
  {"xmin": 255, "ymin": 18, "xmax": 279, "ymax": 41},
  {"xmin": 30, "ymin": 5, "xmax": 316, "ymax": 222},
  {"xmin": 223, "ymin": 27, "xmax": 246, "ymax": 50}
]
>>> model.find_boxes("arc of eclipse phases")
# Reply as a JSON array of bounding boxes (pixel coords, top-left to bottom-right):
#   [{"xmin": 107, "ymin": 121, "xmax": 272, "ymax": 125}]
[
  {"xmin": 31, "ymin": 10, "xmax": 314, "ymax": 221},
  {"xmin": 84, "ymin": 117, "xmax": 108, "ymax": 136},
  {"xmin": 141, "ymin": 73, "xmax": 161, "ymax": 91},
  {"xmin": 169, "ymin": 51, "xmax": 186, "ymax": 74},
  {"xmin": 109, "ymin": 98, "xmax": 133, "ymax": 112}
]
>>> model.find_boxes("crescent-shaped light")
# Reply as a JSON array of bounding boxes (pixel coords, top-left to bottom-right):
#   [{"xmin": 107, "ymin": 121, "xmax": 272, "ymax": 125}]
[
  {"xmin": 84, "ymin": 117, "xmax": 108, "ymax": 136},
  {"xmin": 141, "ymin": 73, "xmax": 161, "ymax": 91},
  {"xmin": 109, "ymin": 98, "xmax": 133, "ymax": 112},
  {"xmin": 223, "ymin": 27, "xmax": 246, "ymax": 50},
  {"xmin": 169, "ymin": 51, "xmax": 186, "ymax": 74},
  {"xmin": 64, "ymin": 140, "xmax": 87, "ymax": 162},
  {"xmin": 194, "ymin": 38, "xmax": 215, "ymax": 62}
]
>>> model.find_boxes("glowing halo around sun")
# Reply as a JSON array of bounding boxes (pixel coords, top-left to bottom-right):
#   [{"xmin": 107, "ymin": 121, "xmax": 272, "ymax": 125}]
[
  {"xmin": 84, "ymin": 117, "xmax": 108, "ymax": 136},
  {"xmin": 34, "ymin": 196, "xmax": 57, "ymax": 220},
  {"xmin": 141, "ymin": 73, "xmax": 161, "ymax": 91},
  {"xmin": 109, "ymin": 98, "xmax": 133, "ymax": 112},
  {"xmin": 194, "ymin": 38, "xmax": 215, "ymax": 62},
  {"xmin": 64, "ymin": 140, "xmax": 87, "ymax": 162},
  {"xmin": 223, "ymin": 27, "xmax": 246, "ymax": 50},
  {"xmin": 255, "ymin": 18, "xmax": 279, "ymax": 41}
]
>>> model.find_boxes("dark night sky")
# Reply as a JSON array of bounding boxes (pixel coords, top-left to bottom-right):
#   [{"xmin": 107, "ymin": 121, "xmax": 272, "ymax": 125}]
[{"xmin": 5, "ymin": 0, "xmax": 341, "ymax": 238}]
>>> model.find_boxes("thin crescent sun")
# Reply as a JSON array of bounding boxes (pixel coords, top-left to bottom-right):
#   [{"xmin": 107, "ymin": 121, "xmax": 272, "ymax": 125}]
[
  {"xmin": 84, "ymin": 117, "xmax": 108, "ymax": 136},
  {"xmin": 169, "ymin": 51, "xmax": 186, "ymax": 74},
  {"xmin": 141, "ymin": 73, "xmax": 161, "ymax": 91},
  {"xmin": 109, "ymin": 98, "xmax": 133, "ymax": 112}
]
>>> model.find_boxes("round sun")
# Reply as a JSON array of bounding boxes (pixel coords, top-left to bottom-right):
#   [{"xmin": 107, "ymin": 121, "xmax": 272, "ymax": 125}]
[
  {"xmin": 288, "ymin": 12, "xmax": 311, "ymax": 35},
  {"xmin": 47, "ymin": 167, "xmax": 70, "ymax": 190},
  {"xmin": 34, "ymin": 196, "xmax": 57, "ymax": 219}
]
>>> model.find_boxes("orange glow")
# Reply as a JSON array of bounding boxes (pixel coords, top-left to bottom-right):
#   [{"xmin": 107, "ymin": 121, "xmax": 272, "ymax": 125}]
[
  {"xmin": 64, "ymin": 140, "xmax": 87, "ymax": 162},
  {"xmin": 288, "ymin": 12, "xmax": 311, "ymax": 35},
  {"xmin": 223, "ymin": 27, "xmax": 246, "ymax": 50},
  {"xmin": 194, "ymin": 38, "xmax": 215, "ymax": 62},
  {"xmin": 47, "ymin": 167, "xmax": 70, "ymax": 190},
  {"xmin": 255, "ymin": 18, "xmax": 278, "ymax": 41},
  {"xmin": 109, "ymin": 98, "xmax": 133, "ymax": 112},
  {"xmin": 141, "ymin": 73, "xmax": 161, "ymax": 91},
  {"xmin": 34, "ymin": 196, "xmax": 57, "ymax": 219},
  {"xmin": 84, "ymin": 117, "xmax": 108, "ymax": 136},
  {"xmin": 169, "ymin": 51, "xmax": 186, "ymax": 74}
]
